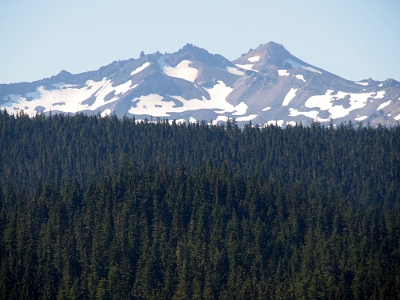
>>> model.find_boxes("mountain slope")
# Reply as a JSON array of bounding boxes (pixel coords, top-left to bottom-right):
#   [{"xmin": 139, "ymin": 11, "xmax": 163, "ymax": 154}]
[{"xmin": 1, "ymin": 42, "xmax": 399, "ymax": 126}]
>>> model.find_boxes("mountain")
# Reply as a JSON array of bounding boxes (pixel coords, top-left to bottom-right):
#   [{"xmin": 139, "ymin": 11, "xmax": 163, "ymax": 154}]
[{"xmin": 1, "ymin": 42, "xmax": 400, "ymax": 126}]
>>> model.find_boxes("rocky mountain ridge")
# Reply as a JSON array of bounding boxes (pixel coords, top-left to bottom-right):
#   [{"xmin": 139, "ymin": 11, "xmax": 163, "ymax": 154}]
[{"xmin": 1, "ymin": 42, "xmax": 399, "ymax": 127}]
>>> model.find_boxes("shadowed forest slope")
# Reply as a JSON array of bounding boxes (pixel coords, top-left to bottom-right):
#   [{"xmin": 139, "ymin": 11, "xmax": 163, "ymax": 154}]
[{"xmin": 0, "ymin": 111, "xmax": 399, "ymax": 299}]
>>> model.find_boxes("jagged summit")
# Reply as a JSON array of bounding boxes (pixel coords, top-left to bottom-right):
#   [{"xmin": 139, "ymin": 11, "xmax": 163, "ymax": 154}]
[
  {"xmin": 1, "ymin": 42, "xmax": 399, "ymax": 126},
  {"xmin": 250, "ymin": 41, "xmax": 291, "ymax": 57},
  {"xmin": 179, "ymin": 43, "xmax": 201, "ymax": 52},
  {"xmin": 163, "ymin": 43, "xmax": 232, "ymax": 69},
  {"xmin": 50, "ymin": 70, "xmax": 74, "ymax": 81},
  {"xmin": 232, "ymin": 41, "xmax": 326, "ymax": 76},
  {"xmin": 235, "ymin": 42, "xmax": 289, "ymax": 62}
]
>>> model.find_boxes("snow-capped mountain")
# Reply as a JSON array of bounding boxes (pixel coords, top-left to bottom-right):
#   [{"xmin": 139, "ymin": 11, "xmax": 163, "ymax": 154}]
[{"xmin": 1, "ymin": 42, "xmax": 400, "ymax": 126}]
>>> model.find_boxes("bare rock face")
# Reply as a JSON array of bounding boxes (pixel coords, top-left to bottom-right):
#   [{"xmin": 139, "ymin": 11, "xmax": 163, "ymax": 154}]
[{"xmin": 1, "ymin": 42, "xmax": 399, "ymax": 127}]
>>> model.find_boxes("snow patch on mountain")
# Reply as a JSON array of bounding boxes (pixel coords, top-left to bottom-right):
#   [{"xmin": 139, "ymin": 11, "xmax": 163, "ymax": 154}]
[
  {"xmin": 1, "ymin": 78, "xmax": 137, "ymax": 115},
  {"xmin": 295, "ymin": 74, "xmax": 306, "ymax": 82},
  {"xmin": 158, "ymin": 57, "xmax": 198, "ymax": 82},
  {"xmin": 355, "ymin": 81, "xmax": 368, "ymax": 86},
  {"xmin": 286, "ymin": 59, "xmax": 322, "ymax": 74},
  {"xmin": 169, "ymin": 119, "xmax": 185, "ymax": 125},
  {"xmin": 278, "ymin": 70, "xmax": 290, "ymax": 76},
  {"xmin": 289, "ymin": 108, "xmax": 319, "ymax": 119},
  {"xmin": 131, "ymin": 62, "xmax": 150, "ymax": 76},
  {"xmin": 109, "ymin": 80, "xmax": 136, "ymax": 96},
  {"xmin": 236, "ymin": 114, "xmax": 258, "ymax": 121},
  {"xmin": 235, "ymin": 64, "xmax": 253, "ymax": 71},
  {"xmin": 248, "ymin": 56, "xmax": 260, "ymax": 62},
  {"xmin": 282, "ymin": 88, "xmax": 297, "ymax": 106},
  {"xmin": 226, "ymin": 66, "xmax": 245, "ymax": 76},
  {"xmin": 302, "ymin": 90, "xmax": 386, "ymax": 119},
  {"xmin": 266, "ymin": 120, "xmax": 284, "ymax": 127},
  {"xmin": 128, "ymin": 80, "xmax": 238, "ymax": 117},
  {"xmin": 355, "ymin": 116, "xmax": 368, "ymax": 121},
  {"xmin": 235, "ymin": 63, "xmax": 259, "ymax": 73},
  {"xmin": 303, "ymin": 66, "xmax": 321, "ymax": 74},
  {"xmin": 377, "ymin": 100, "xmax": 391, "ymax": 110},
  {"xmin": 129, "ymin": 94, "xmax": 170, "ymax": 117},
  {"xmin": 213, "ymin": 116, "xmax": 229, "ymax": 125},
  {"xmin": 232, "ymin": 102, "xmax": 248, "ymax": 116},
  {"xmin": 262, "ymin": 107, "xmax": 271, "ymax": 111},
  {"xmin": 101, "ymin": 108, "xmax": 112, "ymax": 117}
]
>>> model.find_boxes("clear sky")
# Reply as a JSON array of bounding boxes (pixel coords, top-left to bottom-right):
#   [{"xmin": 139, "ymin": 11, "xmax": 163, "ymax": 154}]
[{"xmin": 1, "ymin": 0, "xmax": 399, "ymax": 84}]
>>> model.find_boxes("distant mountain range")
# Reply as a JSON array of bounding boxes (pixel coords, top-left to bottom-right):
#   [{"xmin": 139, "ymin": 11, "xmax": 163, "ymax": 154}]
[{"xmin": 1, "ymin": 42, "xmax": 400, "ymax": 126}]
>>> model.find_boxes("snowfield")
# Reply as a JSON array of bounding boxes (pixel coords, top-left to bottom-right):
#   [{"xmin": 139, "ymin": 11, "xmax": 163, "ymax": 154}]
[
  {"xmin": 128, "ymin": 94, "xmax": 171, "ymax": 117},
  {"xmin": 248, "ymin": 56, "xmax": 260, "ymax": 62},
  {"xmin": 158, "ymin": 57, "xmax": 198, "ymax": 82},
  {"xmin": 303, "ymin": 90, "xmax": 386, "ymax": 119},
  {"xmin": 278, "ymin": 70, "xmax": 290, "ymax": 76},
  {"xmin": 232, "ymin": 102, "xmax": 248, "ymax": 116},
  {"xmin": 2, "ymin": 78, "xmax": 137, "ymax": 115},
  {"xmin": 128, "ymin": 80, "xmax": 247, "ymax": 117}
]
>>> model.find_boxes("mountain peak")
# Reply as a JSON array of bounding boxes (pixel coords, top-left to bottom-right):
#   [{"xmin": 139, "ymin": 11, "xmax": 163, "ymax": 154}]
[
  {"xmin": 1, "ymin": 42, "xmax": 399, "ymax": 128},
  {"xmin": 58, "ymin": 70, "xmax": 71, "ymax": 76},
  {"xmin": 176, "ymin": 43, "xmax": 210, "ymax": 56},
  {"xmin": 247, "ymin": 42, "xmax": 291, "ymax": 61},
  {"xmin": 257, "ymin": 41, "xmax": 288, "ymax": 52},
  {"xmin": 163, "ymin": 44, "xmax": 230, "ymax": 69},
  {"xmin": 232, "ymin": 41, "xmax": 294, "ymax": 68},
  {"xmin": 181, "ymin": 43, "xmax": 198, "ymax": 51},
  {"xmin": 51, "ymin": 70, "xmax": 73, "ymax": 80}
]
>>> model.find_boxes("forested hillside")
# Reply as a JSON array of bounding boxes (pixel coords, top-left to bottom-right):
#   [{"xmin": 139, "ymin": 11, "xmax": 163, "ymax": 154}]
[{"xmin": 0, "ymin": 111, "xmax": 400, "ymax": 299}]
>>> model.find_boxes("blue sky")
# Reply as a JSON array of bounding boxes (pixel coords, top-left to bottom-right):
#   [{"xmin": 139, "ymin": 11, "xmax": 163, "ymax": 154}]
[{"xmin": 1, "ymin": 0, "xmax": 399, "ymax": 84}]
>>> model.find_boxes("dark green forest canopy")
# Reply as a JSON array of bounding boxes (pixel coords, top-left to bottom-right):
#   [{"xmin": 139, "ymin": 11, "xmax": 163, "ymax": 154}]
[
  {"xmin": 0, "ymin": 111, "xmax": 400, "ymax": 299},
  {"xmin": 1, "ymin": 111, "xmax": 400, "ymax": 199}
]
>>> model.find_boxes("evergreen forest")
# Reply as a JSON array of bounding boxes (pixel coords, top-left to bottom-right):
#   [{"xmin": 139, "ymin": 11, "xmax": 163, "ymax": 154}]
[{"xmin": 0, "ymin": 111, "xmax": 400, "ymax": 299}]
